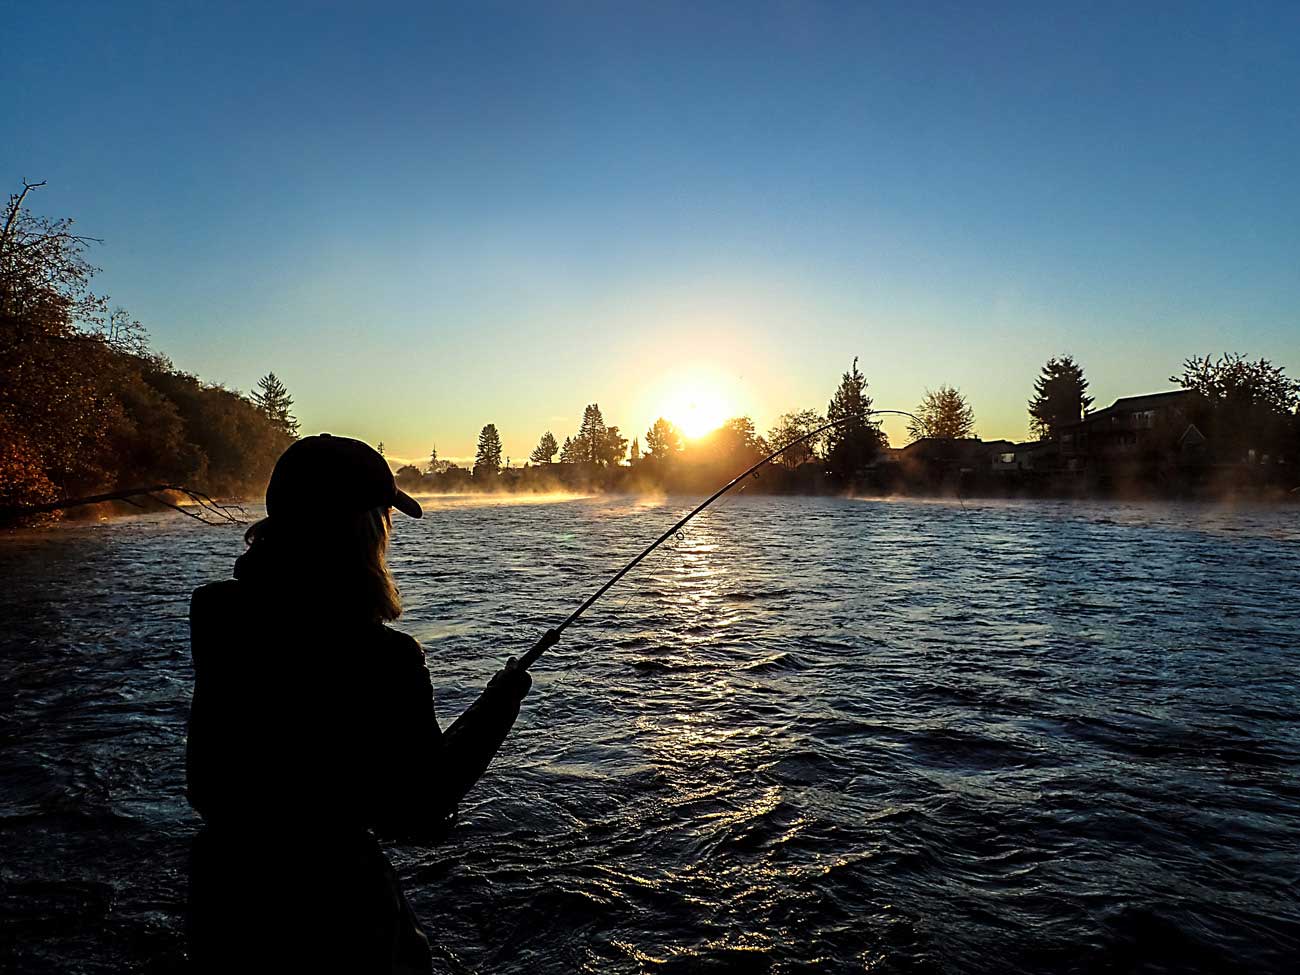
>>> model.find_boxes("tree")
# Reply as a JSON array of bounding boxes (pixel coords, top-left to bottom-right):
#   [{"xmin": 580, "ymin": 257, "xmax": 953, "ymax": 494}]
[
  {"xmin": 1172, "ymin": 353, "xmax": 1300, "ymax": 457},
  {"xmin": 825, "ymin": 357, "xmax": 884, "ymax": 480},
  {"xmin": 767, "ymin": 410, "xmax": 826, "ymax": 468},
  {"xmin": 909, "ymin": 385, "xmax": 975, "ymax": 441},
  {"xmin": 601, "ymin": 425, "xmax": 628, "ymax": 466},
  {"xmin": 0, "ymin": 182, "xmax": 295, "ymax": 515},
  {"xmin": 426, "ymin": 445, "xmax": 438, "ymax": 473},
  {"xmin": 559, "ymin": 435, "xmax": 579, "ymax": 463},
  {"xmin": 1028, "ymin": 355, "xmax": 1093, "ymax": 441},
  {"xmin": 1, "ymin": 179, "xmax": 114, "ymax": 501},
  {"xmin": 629, "ymin": 437, "xmax": 641, "ymax": 463},
  {"xmin": 1172, "ymin": 354, "xmax": 1300, "ymax": 416},
  {"xmin": 474, "ymin": 423, "xmax": 502, "ymax": 478},
  {"xmin": 645, "ymin": 417, "xmax": 684, "ymax": 460},
  {"xmin": 713, "ymin": 417, "xmax": 766, "ymax": 461},
  {"xmin": 575, "ymin": 403, "xmax": 608, "ymax": 465},
  {"xmin": 395, "ymin": 464, "xmax": 423, "ymax": 490},
  {"xmin": 529, "ymin": 430, "xmax": 559, "ymax": 464},
  {"xmin": 251, "ymin": 372, "xmax": 300, "ymax": 438}
]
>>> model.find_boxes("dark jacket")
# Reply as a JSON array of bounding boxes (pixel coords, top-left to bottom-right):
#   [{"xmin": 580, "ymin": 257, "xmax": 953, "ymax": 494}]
[{"xmin": 185, "ymin": 575, "xmax": 528, "ymax": 972}]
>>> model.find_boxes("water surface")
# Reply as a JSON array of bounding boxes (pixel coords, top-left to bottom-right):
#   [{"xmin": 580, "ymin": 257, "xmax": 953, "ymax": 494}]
[{"xmin": 2, "ymin": 496, "xmax": 1298, "ymax": 972}]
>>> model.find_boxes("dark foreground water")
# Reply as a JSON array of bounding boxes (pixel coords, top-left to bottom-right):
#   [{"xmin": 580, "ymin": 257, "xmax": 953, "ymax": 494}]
[{"xmin": 2, "ymin": 496, "xmax": 1298, "ymax": 973}]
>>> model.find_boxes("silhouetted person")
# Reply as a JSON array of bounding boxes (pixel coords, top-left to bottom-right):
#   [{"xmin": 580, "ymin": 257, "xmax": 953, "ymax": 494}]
[{"xmin": 185, "ymin": 434, "xmax": 551, "ymax": 973}]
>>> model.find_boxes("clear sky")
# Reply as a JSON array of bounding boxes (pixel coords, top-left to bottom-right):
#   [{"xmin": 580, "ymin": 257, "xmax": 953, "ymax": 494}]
[{"xmin": 7, "ymin": 1, "xmax": 1298, "ymax": 463}]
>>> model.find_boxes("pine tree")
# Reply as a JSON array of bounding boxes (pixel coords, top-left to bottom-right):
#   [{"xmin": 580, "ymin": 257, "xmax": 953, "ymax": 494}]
[
  {"xmin": 529, "ymin": 431, "xmax": 559, "ymax": 464},
  {"xmin": 559, "ymin": 436, "xmax": 578, "ymax": 463},
  {"xmin": 909, "ymin": 386, "xmax": 975, "ymax": 441},
  {"xmin": 629, "ymin": 437, "xmax": 641, "ymax": 463},
  {"xmin": 474, "ymin": 424, "xmax": 502, "ymax": 478},
  {"xmin": 825, "ymin": 357, "xmax": 883, "ymax": 480},
  {"xmin": 601, "ymin": 425, "xmax": 628, "ymax": 466},
  {"xmin": 577, "ymin": 404, "xmax": 607, "ymax": 465},
  {"xmin": 251, "ymin": 372, "xmax": 300, "ymax": 438},
  {"xmin": 427, "ymin": 445, "xmax": 438, "ymax": 473},
  {"xmin": 376, "ymin": 441, "xmax": 385, "ymax": 457},
  {"xmin": 1028, "ymin": 355, "xmax": 1094, "ymax": 440}
]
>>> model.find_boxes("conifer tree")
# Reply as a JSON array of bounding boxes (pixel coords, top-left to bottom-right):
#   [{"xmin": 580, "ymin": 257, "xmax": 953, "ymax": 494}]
[
  {"xmin": 825, "ymin": 357, "xmax": 883, "ymax": 480},
  {"xmin": 251, "ymin": 372, "xmax": 300, "ymax": 438},
  {"xmin": 530, "ymin": 431, "xmax": 559, "ymax": 464},
  {"xmin": 1028, "ymin": 355, "xmax": 1093, "ymax": 440},
  {"xmin": 577, "ymin": 404, "xmax": 607, "ymax": 465},
  {"xmin": 601, "ymin": 425, "xmax": 628, "ymax": 466},
  {"xmin": 474, "ymin": 424, "xmax": 502, "ymax": 477}
]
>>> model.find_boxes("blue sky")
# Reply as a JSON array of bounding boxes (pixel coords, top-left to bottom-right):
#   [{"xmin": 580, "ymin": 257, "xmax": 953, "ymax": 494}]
[{"xmin": 7, "ymin": 1, "xmax": 1298, "ymax": 462}]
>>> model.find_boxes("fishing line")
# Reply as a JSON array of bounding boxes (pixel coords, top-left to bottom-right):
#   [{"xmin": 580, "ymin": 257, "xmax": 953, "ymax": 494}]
[{"xmin": 518, "ymin": 409, "xmax": 926, "ymax": 670}]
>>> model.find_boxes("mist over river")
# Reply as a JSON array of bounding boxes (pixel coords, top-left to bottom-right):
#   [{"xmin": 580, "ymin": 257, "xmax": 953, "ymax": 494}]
[{"xmin": 2, "ymin": 496, "xmax": 1298, "ymax": 973}]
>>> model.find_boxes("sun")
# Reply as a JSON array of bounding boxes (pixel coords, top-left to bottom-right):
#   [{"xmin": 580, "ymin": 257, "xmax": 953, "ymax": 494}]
[{"xmin": 664, "ymin": 384, "xmax": 729, "ymax": 439}]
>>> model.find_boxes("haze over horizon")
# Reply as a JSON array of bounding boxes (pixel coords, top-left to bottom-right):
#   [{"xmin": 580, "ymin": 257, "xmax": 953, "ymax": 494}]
[{"xmin": 8, "ymin": 1, "xmax": 1297, "ymax": 461}]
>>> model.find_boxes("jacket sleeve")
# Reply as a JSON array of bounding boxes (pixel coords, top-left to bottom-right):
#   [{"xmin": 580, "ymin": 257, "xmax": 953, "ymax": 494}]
[{"xmin": 373, "ymin": 636, "xmax": 528, "ymax": 841}]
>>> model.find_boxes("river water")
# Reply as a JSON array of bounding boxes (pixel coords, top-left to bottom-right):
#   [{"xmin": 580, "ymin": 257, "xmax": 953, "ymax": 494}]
[{"xmin": 1, "ymin": 495, "xmax": 1298, "ymax": 973}]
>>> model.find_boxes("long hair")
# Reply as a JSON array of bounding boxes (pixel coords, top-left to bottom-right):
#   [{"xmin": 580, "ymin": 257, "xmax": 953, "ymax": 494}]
[{"xmin": 236, "ymin": 507, "xmax": 402, "ymax": 622}]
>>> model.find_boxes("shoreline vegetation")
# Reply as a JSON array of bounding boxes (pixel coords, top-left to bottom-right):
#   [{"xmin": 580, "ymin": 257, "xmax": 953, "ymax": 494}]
[{"xmin": 3, "ymin": 183, "xmax": 1298, "ymax": 528}]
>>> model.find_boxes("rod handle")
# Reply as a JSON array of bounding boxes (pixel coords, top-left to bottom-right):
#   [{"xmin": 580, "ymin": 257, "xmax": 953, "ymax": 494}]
[{"xmin": 517, "ymin": 628, "xmax": 561, "ymax": 671}]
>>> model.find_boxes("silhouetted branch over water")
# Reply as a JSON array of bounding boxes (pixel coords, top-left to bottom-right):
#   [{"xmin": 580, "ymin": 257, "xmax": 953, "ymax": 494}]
[{"xmin": 0, "ymin": 485, "xmax": 246, "ymax": 527}]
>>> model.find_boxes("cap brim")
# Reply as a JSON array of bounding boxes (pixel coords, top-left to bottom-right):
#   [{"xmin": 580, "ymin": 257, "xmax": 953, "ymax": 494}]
[{"xmin": 393, "ymin": 490, "xmax": 423, "ymax": 519}]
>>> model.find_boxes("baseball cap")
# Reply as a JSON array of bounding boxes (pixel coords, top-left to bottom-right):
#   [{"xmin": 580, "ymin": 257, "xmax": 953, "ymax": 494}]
[{"xmin": 266, "ymin": 434, "xmax": 423, "ymax": 521}]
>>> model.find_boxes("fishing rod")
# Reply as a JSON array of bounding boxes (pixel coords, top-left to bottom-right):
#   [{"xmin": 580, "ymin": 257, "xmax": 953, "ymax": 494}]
[{"xmin": 517, "ymin": 409, "xmax": 923, "ymax": 670}]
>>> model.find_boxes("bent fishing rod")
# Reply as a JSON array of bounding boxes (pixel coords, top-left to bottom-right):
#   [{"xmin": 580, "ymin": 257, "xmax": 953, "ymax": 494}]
[{"xmin": 517, "ymin": 410, "xmax": 923, "ymax": 670}]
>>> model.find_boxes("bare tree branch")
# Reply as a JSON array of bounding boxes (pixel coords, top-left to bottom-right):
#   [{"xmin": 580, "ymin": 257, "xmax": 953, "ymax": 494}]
[{"xmin": 0, "ymin": 485, "xmax": 247, "ymax": 526}]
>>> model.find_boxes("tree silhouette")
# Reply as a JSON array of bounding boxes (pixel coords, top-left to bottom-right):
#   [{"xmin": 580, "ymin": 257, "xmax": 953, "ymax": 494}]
[
  {"xmin": 825, "ymin": 357, "xmax": 883, "ymax": 480},
  {"xmin": 251, "ymin": 372, "xmax": 300, "ymax": 438},
  {"xmin": 576, "ymin": 404, "xmax": 607, "ymax": 465},
  {"xmin": 529, "ymin": 430, "xmax": 559, "ymax": 464},
  {"xmin": 909, "ymin": 386, "xmax": 975, "ymax": 441},
  {"xmin": 1172, "ymin": 353, "xmax": 1300, "ymax": 457},
  {"xmin": 0, "ymin": 182, "xmax": 294, "ymax": 514},
  {"xmin": 377, "ymin": 441, "xmax": 385, "ymax": 457},
  {"xmin": 601, "ymin": 425, "xmax": 628, "ymax": 466},
  {"xmin": 767, "ymin": 410, "xmax": 825, "ymax": 468},
  {"xmin": 1172, "ymin": 354, "xmax": 1300, "ymax": 416},
  {"xmin": 559, "ymin": 435, "xmax": 578, "ymax": 463},
  {"xmin": 645, "ymin": 417, "xmax": 684, "ymax": 460},
  {"xmin": 474, "ymin": 424, "xmax": 502, "ymax": 477},
  {"xmin": 426, "ymin": 444, "xmax": 438, "ymax": 473},
  {"xmin": 629, "ymin": 437, "xmax": 641, "ymax": 463},
  {"xmin": 1028, "ymin": 355, "xmax": 1093, "ymax": 440}
]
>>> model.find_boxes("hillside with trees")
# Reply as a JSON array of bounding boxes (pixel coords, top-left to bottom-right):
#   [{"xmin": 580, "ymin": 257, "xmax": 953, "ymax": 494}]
[{"xmin": 0, "ymin": 182, "xmax": 296, "ymax": 521}]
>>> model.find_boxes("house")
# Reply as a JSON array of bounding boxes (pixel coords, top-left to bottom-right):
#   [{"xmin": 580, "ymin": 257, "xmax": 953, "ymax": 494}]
[
  {"xmin": 1057, "ymin": 389, "xmax": 1207, "ymax": 479},
  {"xmin": 991, "ymin": 440, "xmax": 1055, "ymax": 472},
  {"xmin": 1062, "ymin": 390, "xmax": 1200, "ymax": 454}
]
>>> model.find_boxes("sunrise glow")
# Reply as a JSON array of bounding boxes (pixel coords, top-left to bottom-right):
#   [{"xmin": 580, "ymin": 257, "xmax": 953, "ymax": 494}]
[{"xmin": 663, "ymin": 384, "xmax": 730, "ymax": 439}]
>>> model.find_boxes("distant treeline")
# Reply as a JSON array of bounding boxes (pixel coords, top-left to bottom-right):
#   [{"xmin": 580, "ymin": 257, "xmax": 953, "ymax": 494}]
[
  {"xmin": 395, "ymin": 349, "xmax": 1300, "ymax": 498},
  {"xmin": 6, "ymin": 183, "xmax": 1297, "ymax": 519},
  {"xmin": 396, "ymin": 359, "xmax": 888, "ymax": 497},
  {"xmin": 1, "ymin": 182, "xmax": 296, "ymax": 518}
]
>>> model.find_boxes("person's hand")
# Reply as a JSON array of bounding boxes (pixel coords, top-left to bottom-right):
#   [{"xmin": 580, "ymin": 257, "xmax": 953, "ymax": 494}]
[{"xmin": 488, "ymin": 656, "xmax": 533, "ymax": 700}]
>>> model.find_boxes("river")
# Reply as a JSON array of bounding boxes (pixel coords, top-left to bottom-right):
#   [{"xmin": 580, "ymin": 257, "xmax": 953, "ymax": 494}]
[{"xmin": 1, "ymin": 495, "xmax": 1298, "ymax": 973}]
